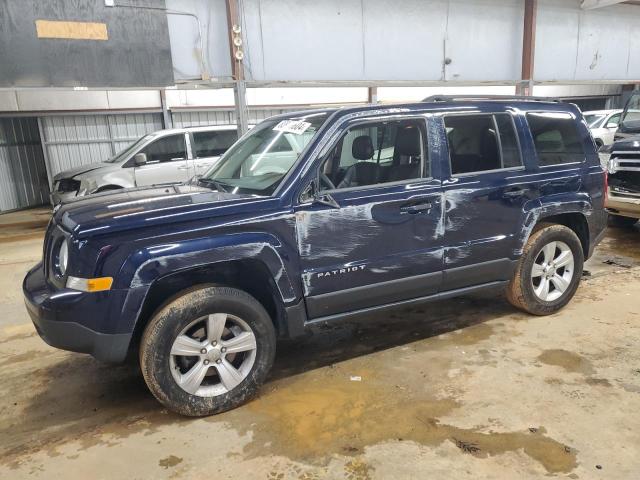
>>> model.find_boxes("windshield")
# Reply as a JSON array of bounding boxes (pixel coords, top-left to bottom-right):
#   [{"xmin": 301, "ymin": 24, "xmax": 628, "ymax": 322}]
[
  {"xmin": 584, "ymin": 114, "xmax": 604, "ymax": 129},
  {"xmin": 199, "ymin": 113, "xmax": 329, "ymax": 195},
  {"xmin": 103, "ymin": 133, "xmax": 157, "ymax": 163}
]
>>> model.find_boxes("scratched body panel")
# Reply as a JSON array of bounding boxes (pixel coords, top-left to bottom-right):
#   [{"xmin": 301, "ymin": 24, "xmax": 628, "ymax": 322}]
[{"xmin": 296, "ymin": 179, "xmax": 444, "ymax": 318}]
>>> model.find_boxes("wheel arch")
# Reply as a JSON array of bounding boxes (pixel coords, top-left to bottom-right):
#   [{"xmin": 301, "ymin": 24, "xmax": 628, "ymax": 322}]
[
  {"xmin": 130, "ymin": 259, "xmax": 290, "ymax": 355},
  {"xmin": 516, "ymin": 194, "xmax": 593, "ymax": 259},
  {"xmin": 95, "ymin": 184, "xmax": 123, "ymax": 193},
  {"xmin": 534, "ymin": 211, "xmax": 590, "ymax": 259}
]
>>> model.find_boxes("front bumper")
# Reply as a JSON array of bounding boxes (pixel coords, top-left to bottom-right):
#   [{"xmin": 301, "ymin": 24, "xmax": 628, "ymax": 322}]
[
  {"xmin": 50, "ymin": 190, "xmax": 80, "ymax": 206},
  {"xmin": 606, "ymin": 194, "xmax": 640, "ymax": 220},
  {"xmin": 23, "ymin": 263, "xmax": 132, "ymax": 363}
]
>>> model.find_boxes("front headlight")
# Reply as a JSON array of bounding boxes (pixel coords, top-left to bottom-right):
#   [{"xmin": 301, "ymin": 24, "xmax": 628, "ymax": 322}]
[{"xmin": 58, "ymin": 239, "xmax": 69, "ymax": 276}]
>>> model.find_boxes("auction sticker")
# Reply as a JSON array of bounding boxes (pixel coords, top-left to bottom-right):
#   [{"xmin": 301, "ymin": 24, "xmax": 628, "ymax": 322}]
[{"xmin": 273, "ymin": 119, "xmax": 312, "ymax": 135}]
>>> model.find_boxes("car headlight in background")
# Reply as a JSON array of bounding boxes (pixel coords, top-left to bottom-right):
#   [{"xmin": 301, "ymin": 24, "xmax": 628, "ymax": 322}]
[{"xmin": 58, "ymin": 239, "xmax": 69, "ymax": 276}]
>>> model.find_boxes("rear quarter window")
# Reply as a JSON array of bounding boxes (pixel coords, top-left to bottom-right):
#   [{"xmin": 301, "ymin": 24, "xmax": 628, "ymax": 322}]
[{"xmin": 526, "ymin": 112, "xmax": 585, "ymax": 166}]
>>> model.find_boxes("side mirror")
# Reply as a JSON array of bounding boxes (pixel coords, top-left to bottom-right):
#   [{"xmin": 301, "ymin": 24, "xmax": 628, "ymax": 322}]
[
  {"xmin": 300, "ymin": 176, "xmax": 340, "ymax": 208},
  {"xmin": 606, "ymin": 123, "xmax": 618, "ymax": 129},
  {"xmin": 312, "ymin": 179, "xmax": 340, "ymax": 208},
  {"xmin": 134, "ymin": 153, "xmax": 147, "ymax": 166}
]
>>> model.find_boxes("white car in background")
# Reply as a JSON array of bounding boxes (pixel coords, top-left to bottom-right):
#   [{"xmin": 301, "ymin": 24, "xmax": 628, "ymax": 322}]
[
  {"xmin": 50, "ymin": 125, "xmax": 239, "ymax": 205},
  {"xmin": 583, "ymin": 109, "xmax": 623, "ymax": 147}
]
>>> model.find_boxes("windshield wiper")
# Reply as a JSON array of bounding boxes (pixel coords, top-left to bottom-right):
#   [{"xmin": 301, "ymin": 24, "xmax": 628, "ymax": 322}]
[{"xmin": 198, "ymin": 177, "xmax": 230, "ymax": 192}]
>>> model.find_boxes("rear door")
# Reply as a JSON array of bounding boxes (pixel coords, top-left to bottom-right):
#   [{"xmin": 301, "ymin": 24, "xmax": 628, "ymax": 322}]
[
  {"xmin": 134, "ymin": 133, "xmax": 192, "ymax": 186},
  {"xmin": 295, "ymin": 115, "xmax": 444, "ymax": 320},
  {"xmin": 190, "ymin": 128, "xmax": 238, "ymax": 176},
  {"xmin": 439, "ymin": 110, "xmax": 530, "ymax": 291}
]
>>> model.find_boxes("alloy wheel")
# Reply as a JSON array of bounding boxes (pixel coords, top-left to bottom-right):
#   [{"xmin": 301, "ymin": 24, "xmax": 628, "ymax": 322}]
[
  {"xmin": 169, "ymin": 313, "xmax": 257, "ymax": 397},
  {"xmin": 530, "ymin": 240, "xmax": 575, "ymax": 302}
]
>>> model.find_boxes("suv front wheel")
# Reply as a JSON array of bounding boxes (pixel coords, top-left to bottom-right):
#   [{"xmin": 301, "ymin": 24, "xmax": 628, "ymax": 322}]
[
  {"xmin": 140, "ymin": 286, "xmax": 276, "ymax": 416},
  {"xmin": 507, "ymin": 223, "xmax": 584, "ymax": 315}
]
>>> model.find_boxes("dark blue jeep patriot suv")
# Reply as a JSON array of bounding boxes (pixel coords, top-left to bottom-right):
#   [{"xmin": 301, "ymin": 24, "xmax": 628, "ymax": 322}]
[{"xmin": 24, "ymin": 96, "xmax": 607, "ymax": 416}]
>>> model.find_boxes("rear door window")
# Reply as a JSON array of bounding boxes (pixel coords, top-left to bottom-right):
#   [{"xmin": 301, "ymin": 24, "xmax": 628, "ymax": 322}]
[
  {"xmin": 192, "ymin": 130, "xmax": 238, "ymax": 158},
  {"xmin": 526, "ymin": 112, "xmax": 585, "ymax": 166},
  {"xmin": 141, "ymin": 134, "xmax": 187, "ymax": 163},
  {"xmin": 444, "ymin": 113, "xmax": 522, "ymax": 175}
]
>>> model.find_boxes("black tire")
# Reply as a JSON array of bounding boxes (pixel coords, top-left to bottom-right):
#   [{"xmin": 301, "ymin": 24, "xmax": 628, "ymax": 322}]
[
  {"xmin": 609, "ymin": 214, "xmax": 638, "ymax": 228},
  {"xmin": 507, "ymin": 223, "xmax": 584, "ymax": 316},
  {"xmin": 139, "ymin": 286, "xmax": 276, "ymax": 416}
]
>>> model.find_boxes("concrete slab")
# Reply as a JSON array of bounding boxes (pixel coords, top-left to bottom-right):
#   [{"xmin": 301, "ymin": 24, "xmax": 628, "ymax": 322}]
[{"xmin": 1, "ymin": 209, "xmax": 639, "ymax": 479}]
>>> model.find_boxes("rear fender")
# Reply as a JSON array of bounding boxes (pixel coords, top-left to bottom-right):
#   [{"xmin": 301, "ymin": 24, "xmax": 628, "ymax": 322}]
[{"xmin": 515, "ymin": 194, "xmax": 592, "ymax": 256}]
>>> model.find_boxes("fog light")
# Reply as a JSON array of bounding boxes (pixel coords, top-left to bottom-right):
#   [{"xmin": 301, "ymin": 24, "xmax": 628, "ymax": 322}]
[{"xmin": 66, "ymin": 276, "xmax": 113, "ymax": 292}]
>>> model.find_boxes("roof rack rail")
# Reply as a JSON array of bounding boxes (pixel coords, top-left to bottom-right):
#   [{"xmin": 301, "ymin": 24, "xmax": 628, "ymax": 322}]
[{"xmin": 422, "ymin": 95, "xmax": 563, "ymax": 103}]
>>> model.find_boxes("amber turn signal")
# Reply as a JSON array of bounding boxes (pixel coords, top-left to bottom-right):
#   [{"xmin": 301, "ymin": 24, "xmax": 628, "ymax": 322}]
[{"xmin": 66, "ymin": 276, "xmax": 113, "ymax": 292}]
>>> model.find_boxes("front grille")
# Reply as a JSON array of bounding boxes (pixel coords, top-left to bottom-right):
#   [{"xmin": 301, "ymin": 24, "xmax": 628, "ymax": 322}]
[
  {"xmin": 609, "ymin": 154, "xmax": 640, "ymax": 198},
  {"xmin": 56, "ymin": 178, "xmax": 80, "ymax": 193}
]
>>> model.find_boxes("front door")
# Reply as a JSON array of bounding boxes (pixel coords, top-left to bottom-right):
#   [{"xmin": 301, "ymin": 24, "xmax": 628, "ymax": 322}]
[
  {"xmin": 295, "ymin": 117, "xmax": 444, "ymax": 320},
  {"xmin": 439, "ymin": 111, "xmax": 530, "ymax": 290},
  {"xmin": 134, "ymin": 133, "xmax": 193, "ymax": 186}
]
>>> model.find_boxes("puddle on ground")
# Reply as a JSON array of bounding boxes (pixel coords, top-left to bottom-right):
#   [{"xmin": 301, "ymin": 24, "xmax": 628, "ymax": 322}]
[
  {"xmin": 222, "ymin": 366, "xmax": 576, "ymax": 474},
  {"xmin": 158, "ymin": 455, "xmax": 183, "ymax": 469},
  {"xmin": 538, "ymin": 349, "xmax": 595, "ymax": 375}
]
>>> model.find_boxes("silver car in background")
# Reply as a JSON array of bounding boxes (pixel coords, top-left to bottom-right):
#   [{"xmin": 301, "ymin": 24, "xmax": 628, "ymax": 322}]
[
  {"xmin": 50, "ymin": 125, "xmax": 238, "ymax": 204},
  {"xmin": 583, "ymin": 109, "xmax": 623, "ymax": 147}
]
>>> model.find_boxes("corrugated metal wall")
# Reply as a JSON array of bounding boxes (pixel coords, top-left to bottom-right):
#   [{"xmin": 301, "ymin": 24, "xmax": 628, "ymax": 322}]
[
  {"xmin": 40, "ymin": 113, "xmax": 162, "ymax": 177},
  {"xmin": 0, "ymin": 117, "xmax": 49, "ymax": 212}
]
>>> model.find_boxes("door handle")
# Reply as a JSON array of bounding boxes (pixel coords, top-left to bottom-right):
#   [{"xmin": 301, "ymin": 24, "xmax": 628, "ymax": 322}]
[
  {"xmin": 177, "ymin": 166, "xmax": 190, "ymax": 171},
  {"xmin": 400, "ymin": 202, "xmax": 432, "ymax": 214}
]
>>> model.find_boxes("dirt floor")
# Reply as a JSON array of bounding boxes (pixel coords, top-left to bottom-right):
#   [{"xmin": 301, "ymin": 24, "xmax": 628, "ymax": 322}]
[{"xmin": 1, "ymin": 207, "xmax": 640, "ymax": 479}]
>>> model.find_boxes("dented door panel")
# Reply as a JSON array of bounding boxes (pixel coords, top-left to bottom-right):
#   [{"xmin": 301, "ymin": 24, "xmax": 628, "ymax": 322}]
[
  {"xmin": 296, "ymin": 180, "xmax": 443, "ymax": 319},
  {"xmin": 440, "ymin": 170, "xmax": 535, "ymax": 290}
]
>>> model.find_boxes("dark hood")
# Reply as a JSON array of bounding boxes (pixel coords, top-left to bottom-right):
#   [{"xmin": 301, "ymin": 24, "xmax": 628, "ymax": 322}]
[
  {"xmin": 55, "ymin": 183, "xmax": 261, "ymax": 239},
  {"xmin": 610, "ymin": 136, "xmax": 640, "ymax": 151}
]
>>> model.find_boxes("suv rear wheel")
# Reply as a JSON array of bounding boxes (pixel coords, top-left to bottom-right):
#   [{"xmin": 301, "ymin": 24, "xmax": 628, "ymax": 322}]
[
  {"xmin": 507, "ymin": 223, "xmax": 584, "ymax": 315},
  {"xmin": 139, "ymin": 286, "xmax": 276, "ymax": 416}
]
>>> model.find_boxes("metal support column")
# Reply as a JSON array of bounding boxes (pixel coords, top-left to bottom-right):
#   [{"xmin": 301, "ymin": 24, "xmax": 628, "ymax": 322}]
[
  {"xmin": 234, "ymin": 80, "xmax": 249, "ymax": 135},
  {"xmin": 160, "ymin": 89, "xmax": 173, "ymax": 129},
  {"xmin": 368, "ymin": 86, "xmax": 378, "ymax": 104},
  {"xmin": 517, "ymin": 0, "xmax": 537, "ymax": 96},
  {"xmin": 36, "ymin": 117, "xmax": 54, "ymax": 189},
  {"xmin": 226, "ymin": 0, "xmax": 248, "ymax": 135}
]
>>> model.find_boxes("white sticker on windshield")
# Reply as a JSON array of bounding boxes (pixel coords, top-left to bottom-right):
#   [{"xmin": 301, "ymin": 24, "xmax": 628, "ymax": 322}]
[{"xmin": 273, "ymin": 119, "xmax": 312, "ymax": 135}]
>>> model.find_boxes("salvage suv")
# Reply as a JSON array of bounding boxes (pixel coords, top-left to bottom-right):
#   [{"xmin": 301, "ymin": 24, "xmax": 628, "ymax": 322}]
[{"xmin": 24, "ymin": 96, "xmax": 607, "ymax": 416}]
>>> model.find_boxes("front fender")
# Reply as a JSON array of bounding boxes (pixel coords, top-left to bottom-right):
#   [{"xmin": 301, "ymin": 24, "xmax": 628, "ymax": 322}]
[
  {"xmin": 95, "ymin": 169, "xmax": 135, "ymax": 190},
  {"xmin": 117, "ymin": 232, "xmax": 297, "ymax": 305}
]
